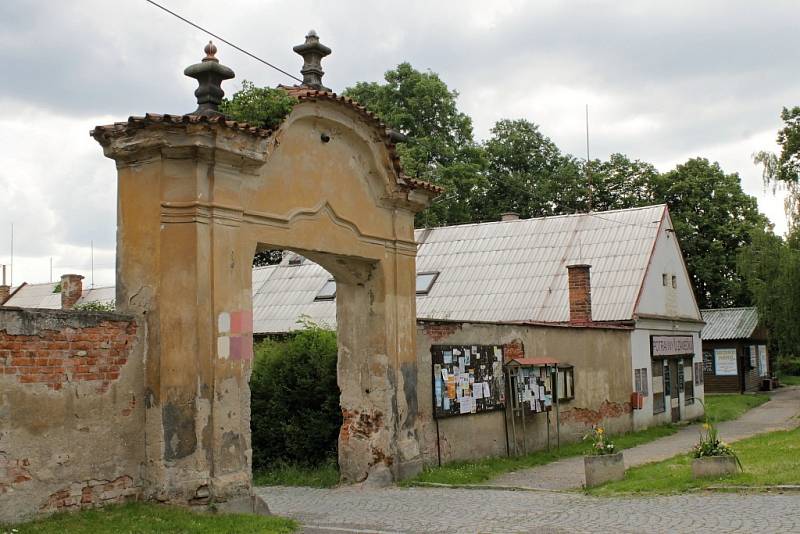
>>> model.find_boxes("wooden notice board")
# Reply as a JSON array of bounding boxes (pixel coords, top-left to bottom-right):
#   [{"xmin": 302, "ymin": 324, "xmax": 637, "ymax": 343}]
[{"xmin": 431, "ymin": 344, "xmax": 506, "ymax": 419}]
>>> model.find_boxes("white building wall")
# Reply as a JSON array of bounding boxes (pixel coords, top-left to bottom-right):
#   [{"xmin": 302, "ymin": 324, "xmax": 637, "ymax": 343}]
[
  {"xmin": 636, "ymin": 214, "xmax": 702, "ymax": 321},
  {"xmin": 631, "ymin": 319, "xmax": 704, "ymax": 430}
]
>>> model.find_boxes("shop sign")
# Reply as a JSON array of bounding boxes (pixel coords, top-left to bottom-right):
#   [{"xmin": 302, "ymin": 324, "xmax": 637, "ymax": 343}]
[{"xmin": 651, "ymin": 335, "xmax": 694, "ymax": 357}]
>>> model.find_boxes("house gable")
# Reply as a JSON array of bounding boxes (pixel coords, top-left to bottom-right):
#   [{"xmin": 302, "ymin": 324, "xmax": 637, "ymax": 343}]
[{"xmin": 634, "ymin": 210, "xmax": 702, "ymax": 321}]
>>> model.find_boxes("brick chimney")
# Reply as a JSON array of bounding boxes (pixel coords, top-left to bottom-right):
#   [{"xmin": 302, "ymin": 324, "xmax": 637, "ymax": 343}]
[
  {"xmin": 61, "ymin": 274, "xmax": 84, "ymax": 310},
  {"xmin": 566, "ymin": 264, "xmax": 592, "ymax": 324},
  {"xmin": 500, "ymin": 212, "xmax": 520, "ymax": 221},
  {"xmin": 0, "ymin": 265, "xmax": 9, "ymax": 304}
]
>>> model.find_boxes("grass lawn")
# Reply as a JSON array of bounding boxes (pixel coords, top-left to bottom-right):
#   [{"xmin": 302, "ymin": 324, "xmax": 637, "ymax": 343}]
[
  {"xmin": 780, "ymin": 375, "xmax": 800, "ymax": 386},
  {"xmin": 703, "ymin": 393, "xmax": 770, "ymax": 423},
  {"xmin": 0, "ymin": 502, "xmax": 297, "ymax": 534},
  {"xmin": 589, "ymin": 426, "xmax": 800, "ymax": 496},
  {"xmin": 402, "ymin": 424, "xmax": 678, "ymax": 486},
  {"xmin": 253, "ymin": 458, "xmax": 339, "ymax": 488}
]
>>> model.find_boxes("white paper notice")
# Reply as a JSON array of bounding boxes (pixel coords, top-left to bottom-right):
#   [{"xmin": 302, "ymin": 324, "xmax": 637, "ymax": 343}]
[
  {"xmin": 483, "ymin": 382, "xmax": 491, "ymax": 398},
  {"xmin": 473, "ymin": 383, "xmax": 484, "ymax": 399}
]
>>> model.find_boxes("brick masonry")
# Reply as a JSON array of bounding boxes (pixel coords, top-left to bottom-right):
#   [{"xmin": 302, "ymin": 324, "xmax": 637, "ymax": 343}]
[
  {"xmin": 567, "ymin": 264, "xmax": 592, "ymax": 323},
  {"xmin": 0, "ymin": 307, "xmax": 145, "ymax": 524},
  {"xmin": 0, "ymin": 318, "xmax": 136, "ymax": 392}
]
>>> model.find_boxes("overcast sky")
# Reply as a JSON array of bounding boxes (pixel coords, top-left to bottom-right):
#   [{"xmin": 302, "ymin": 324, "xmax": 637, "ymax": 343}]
[{"xmin": 1, "ymin": 0, "xmax": 797, "ymax": 288}]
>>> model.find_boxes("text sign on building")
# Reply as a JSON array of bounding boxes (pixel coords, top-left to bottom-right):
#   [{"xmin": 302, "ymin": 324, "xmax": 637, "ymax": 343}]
[
  {"xmin": 714, "ymin": 348, "xmax": 738, "ymax": 376},
  {"xmin": 651, "ymin": 335, "xmax": 694, "ymax": 357}
]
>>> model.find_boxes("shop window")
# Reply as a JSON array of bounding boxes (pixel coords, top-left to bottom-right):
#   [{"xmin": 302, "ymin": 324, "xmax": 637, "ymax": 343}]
[{"xmin": 314, "ymin": 278, "xmax": 337, "ymax": 301}]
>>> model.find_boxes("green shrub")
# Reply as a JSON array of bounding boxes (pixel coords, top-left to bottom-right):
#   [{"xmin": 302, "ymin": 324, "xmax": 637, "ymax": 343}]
[
  {"xmin": 250, "ymin": 321, "xmax": 340, "ymax": 469},
  {"xmin": 220, "ymin": 81, "xmax": 297, "ymax": 129},
  {"xmin": 777, "ymin": 355, "xmax": 800, "ymax": 376},
  {"xmin": 73, "ymin": 300, "xmax": 116, "ymax": 312}
]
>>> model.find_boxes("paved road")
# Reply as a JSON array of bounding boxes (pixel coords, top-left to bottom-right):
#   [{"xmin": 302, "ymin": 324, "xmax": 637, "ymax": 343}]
[
  {"xmin": 257, "ymin": 388, "xmax": 800, "ymax": 533},
  {"xmin": 257, "ymin": 485, "xmax": 800, "ymax": 533},
  {"xmin": 489, "ymin": 387, "xmax": 800, "ymax": 491}
]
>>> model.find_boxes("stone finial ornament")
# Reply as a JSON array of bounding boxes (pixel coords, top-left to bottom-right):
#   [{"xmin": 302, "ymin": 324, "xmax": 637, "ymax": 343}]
[
  {"xmin": 184, "ymin": 41, "xmax": 235, "ymax": 116},
  {"xmin": 293, "ymin": 30, "xmax": 332, "ymax": 91}
]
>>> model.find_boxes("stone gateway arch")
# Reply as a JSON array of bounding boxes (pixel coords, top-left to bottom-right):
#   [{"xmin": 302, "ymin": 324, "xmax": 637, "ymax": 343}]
[{"xmin": 91, "ymin": 36, "xmax": 439, "ymax": 509}]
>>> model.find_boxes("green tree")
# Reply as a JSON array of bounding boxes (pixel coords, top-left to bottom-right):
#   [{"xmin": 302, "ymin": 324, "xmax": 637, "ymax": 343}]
[
  {"xmin": 738, "ymin": 227, "xmax": 800, "ymax": 370},
  {"xmin": 587, "ymin": 153, "xmax": 658, "ymax": 211},
  {"xmin": 754, "ymin": 106, "xmax": 800, "ymax": 231},
  {"xmin": 344, "ymin": 63, "xmax": 488, "ymax": 226},
  {"xmin": 653, "ymin": 158, "xmax": 769, "ymax": 308},
  {"xmin": 481, "ymin": 119, "xmax": 587, "ymax": 219}
]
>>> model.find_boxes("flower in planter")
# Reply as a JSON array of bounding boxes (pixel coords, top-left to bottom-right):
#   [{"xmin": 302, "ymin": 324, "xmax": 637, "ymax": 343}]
[
  {"xmin": 692, "ymin": 411, "xmax": 742, "ymax": 470},
  {"xmin": 583, "ymin": 425, "xmax": 616, "ymax": 456}
]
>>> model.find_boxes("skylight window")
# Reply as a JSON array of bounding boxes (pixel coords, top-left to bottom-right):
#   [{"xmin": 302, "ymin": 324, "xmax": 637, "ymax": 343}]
[
  {"xmin": 416, "ymin": 272, "xmax": 439, "ymax": 295},
  {"xmin": 315, "ymin": 279, "xmax": 336, "ymax": 301}
]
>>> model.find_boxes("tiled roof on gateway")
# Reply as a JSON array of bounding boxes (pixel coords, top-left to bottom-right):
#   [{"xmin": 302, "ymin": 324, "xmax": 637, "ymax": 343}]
[{"xmin": 252, "ymin": 204, "xmax": 667, "ymax": 333}]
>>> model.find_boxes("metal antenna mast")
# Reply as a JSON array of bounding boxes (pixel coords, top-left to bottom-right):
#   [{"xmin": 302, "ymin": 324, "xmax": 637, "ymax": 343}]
[{"xmin": 586, "ymin": 104, "xmax": 592, "ymax": 212}]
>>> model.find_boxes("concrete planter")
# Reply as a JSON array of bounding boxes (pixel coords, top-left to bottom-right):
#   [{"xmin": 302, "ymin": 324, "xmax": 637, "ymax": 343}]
[
  {"xmin": 691, "ymin": 455, "xmax": 738, "ymax": 479},
  {"xmin": 584, "ymin": 452, "xmax": 625, "ymax": 487}
]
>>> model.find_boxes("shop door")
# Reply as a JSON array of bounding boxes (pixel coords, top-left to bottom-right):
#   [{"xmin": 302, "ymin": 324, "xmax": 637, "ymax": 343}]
[{"xmin": 669, "ymin": 359, "xmax": 680, "ymax": 423}]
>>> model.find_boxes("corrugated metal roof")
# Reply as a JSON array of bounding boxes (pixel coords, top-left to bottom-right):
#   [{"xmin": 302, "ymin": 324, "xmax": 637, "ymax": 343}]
[
  {"xmin": 253, "ymin": 205, "xmax": 666, "ymax": 332},
  {"xmin": 701, "ymin": 307, "xmax": 759, "ymax": 340},
  {"xmin": 3, "ymin": 283, "xmax": 116, "ymax": 309},
  {"xmin": 3, "ymin": 205, "xmax": 667, "ymax": 334}
]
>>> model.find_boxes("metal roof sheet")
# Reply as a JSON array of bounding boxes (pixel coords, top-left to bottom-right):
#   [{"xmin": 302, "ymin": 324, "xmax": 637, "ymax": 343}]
[
  {"xmin": 701, "ymin": 307, "xmax": 759, "ymax": 340},
  {"xmin": 253, "ymin": 205, "xmax": 665, "ymax": 332},
  {"xmin": 4, "ymin": 205, "xmax": 666, "ymax": 334},
  {"xmin": 3, "ymin": 283, "xmax": 116, "ymax": 309}
]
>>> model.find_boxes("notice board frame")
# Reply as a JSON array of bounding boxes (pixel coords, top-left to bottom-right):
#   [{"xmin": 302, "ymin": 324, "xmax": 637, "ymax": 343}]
[{"xmin": 431, "ymin": 344, "xmax": 506, "ymax": 419}]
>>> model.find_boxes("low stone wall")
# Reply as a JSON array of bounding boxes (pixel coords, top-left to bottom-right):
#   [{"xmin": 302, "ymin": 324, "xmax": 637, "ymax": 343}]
[{"xmin": 0, "ymin": 307, "xmax": 145, "ymax": 524}]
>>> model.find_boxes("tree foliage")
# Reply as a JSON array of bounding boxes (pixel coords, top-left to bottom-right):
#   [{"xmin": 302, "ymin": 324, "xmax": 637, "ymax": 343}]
[
  {"xmin": 250, "ymin": 321, "xmax": 340, "ymax": 468},
  {"xmin": 482, "ymin": 119, "xmax": 585, "ymax": 219},
  {"xmin": 587, "ymin": 153, "xmax": 658, "ymax": 211},
  {"xmin": 754, "ymin": 106, "xmax": 800, "ymax": 231},
  {"xmin": 344, "ymin": 63, "xmax": 488, "ymax": 226},
  {"xmin": 652, "ymin": 158, "xmax": 769, "ymax": 308},
  {"xmin": 738, "ymin": 227, "xmax": 800, "ymax": 369},
  {"xmin": 220, "ymin": 80, "xmax": 297, "ymax": 129}
]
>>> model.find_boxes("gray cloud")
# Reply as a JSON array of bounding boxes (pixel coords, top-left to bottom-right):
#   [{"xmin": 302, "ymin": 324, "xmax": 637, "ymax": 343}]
[{"xmin": 0, "ymin": 0, "xmax": 797, "ymax": 282}]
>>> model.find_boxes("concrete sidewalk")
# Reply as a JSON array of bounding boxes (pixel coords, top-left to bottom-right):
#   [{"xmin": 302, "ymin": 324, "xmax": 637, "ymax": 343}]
[{"xmin": 487, "ymin": 386, "xmax": 800, "ymax": 491}]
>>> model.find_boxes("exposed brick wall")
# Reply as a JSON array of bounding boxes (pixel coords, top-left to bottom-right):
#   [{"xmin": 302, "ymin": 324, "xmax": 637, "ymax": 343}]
[
  {"xmin": 567, "ymin": 264, "xmax": 592, "ymax": 324},
  {"xmin": 0, "ymin": 453, "xmax": 33, "ymax": 495},
  {"xmin": 420, "ymin": 321, "xmax": 462, "ymax": 342},
  {"xmin": 502, "ymin": 339, "xmax": 525, "ymax": 363},
  {"xmin": 0, "ymin": 318, "xmax": 136, "ymax": 393},
  {"xmin": 40, "ymin": 475, "xmax": 140, "ymax": 513}
]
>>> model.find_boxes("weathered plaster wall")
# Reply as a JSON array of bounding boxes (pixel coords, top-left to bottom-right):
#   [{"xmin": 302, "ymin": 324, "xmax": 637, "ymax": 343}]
[
  {"xmin": 416, "ymin": 321, "xmax": 634, "ymax": 466},
  {"xmin": 0, "ymin": 307, "xmax": 144, "ymax": 524}
]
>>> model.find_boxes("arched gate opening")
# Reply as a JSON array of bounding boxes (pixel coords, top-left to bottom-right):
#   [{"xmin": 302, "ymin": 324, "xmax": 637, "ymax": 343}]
[{"xmin": 91, "ymin": 42, "xmax": 439, "ymax": 508}]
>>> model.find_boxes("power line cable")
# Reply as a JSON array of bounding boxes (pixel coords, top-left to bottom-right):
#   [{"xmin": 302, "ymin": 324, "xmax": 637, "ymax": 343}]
[{"xmin": 143, "ymin": 0, "xmax": 304, "ymax": 84}]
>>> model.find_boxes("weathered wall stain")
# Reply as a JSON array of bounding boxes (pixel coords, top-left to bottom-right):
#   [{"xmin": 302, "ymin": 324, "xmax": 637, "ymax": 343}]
[{"xmin": 163, "ymin": 402, "xmax": 198, "ymax": 461}]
